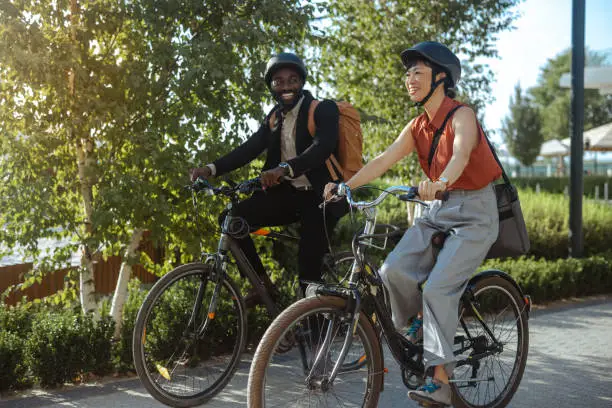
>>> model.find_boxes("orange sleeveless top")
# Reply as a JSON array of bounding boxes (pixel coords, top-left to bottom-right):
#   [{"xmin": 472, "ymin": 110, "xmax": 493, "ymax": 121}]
[{"xmin": 411, "ymin": 97, "xmax": 502, "ymax": 190}]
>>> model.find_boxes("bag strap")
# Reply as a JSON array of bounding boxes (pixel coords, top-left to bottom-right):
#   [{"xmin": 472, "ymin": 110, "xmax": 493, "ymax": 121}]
[
  {"xmin": 428, "ymin": 105, "xmax": 463, "ymax": 168},
  {"xmin": 478, "ymin": 123, "xmax": 511, "ymax": 185},
  {"xmin": 307, "ymin": 99, "xmax": 342, "ymax": 180}
]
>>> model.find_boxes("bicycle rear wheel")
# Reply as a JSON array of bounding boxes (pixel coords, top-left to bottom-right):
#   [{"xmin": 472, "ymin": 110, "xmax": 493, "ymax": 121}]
[
  {"xmin": 452, "ymin": 276, "xmax": 529, "ymax": 408},
  {"xmin": 247, "ymin": 295, "xmax": 384, "ymax": 408},
  {"xmin": 132, "ymin": 263, "xmax": 247, "ymax": 407}
]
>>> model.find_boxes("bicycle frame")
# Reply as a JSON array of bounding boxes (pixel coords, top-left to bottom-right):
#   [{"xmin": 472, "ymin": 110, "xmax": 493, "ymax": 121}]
[
  {"xmin": 186, "ymin": 180, "xmax": 299, "ymax": 340},
  {"xmin": 310, "ymin": 184, "xmax": 529, "ymax": 386}
]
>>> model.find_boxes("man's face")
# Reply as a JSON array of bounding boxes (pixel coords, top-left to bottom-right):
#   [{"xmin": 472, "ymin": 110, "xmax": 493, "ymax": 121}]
[
  {"xmin": 270, "ymin": 68, "xmax": 303, "ymax": 106},
  {"xmin": 405, "ymin": 60, "xmax": 445, "ymax": 102}
]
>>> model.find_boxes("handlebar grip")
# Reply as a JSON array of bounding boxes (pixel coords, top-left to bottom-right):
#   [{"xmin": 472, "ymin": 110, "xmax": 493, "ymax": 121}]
[{"xmin": 435, "ymin": 190, "xmax": 450, "ymax": 201}]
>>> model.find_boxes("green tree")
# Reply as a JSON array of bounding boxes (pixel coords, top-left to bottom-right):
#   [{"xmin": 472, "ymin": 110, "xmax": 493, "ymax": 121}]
[
  {"xmin": 529, "ymin": 48, "xmax": 612, "ymax": 141},
  {"xmin": 0, "ymin": 0, "xmax": 312, "ymax": 330},
  {"xmin": 501, "ymin": 84, "xmax": 543, "ymax": 167},
  {"xmin": 312, "ymin": 0, "xmax": 522, "ymax": 125}
]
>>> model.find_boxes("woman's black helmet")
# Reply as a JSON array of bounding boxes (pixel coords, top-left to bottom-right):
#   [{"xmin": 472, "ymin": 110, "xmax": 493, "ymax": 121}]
[
  {"xmin": 264, "ymin": 52, "xmax": 307, "ymax": 88},
  {"xmin": 400, "ymin": 41, "xmax": 461, "ymax": 86}
]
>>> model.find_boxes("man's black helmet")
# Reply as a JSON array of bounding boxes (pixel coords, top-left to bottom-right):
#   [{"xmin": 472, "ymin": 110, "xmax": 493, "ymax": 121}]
[
  {"xmin": 264, "ymin": 52, "xmax": 307, "ymax": 87},
  {"xmin": 400, "ymin": 41, "xmax": 461, "ymax": 86}
]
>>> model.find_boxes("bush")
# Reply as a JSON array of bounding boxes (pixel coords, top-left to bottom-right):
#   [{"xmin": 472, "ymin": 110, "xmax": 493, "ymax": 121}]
[
  {"xmin": 481, "ymin": 254, "xmax": 612, "ymax": 304},
  {"xmin": 113, "ymin": 278, "xmax": 147, "ymax": 372},
  {"xmin": 519, "ymin": 189, "xmax": 612, "ymax": 259},
  {"xmin": 339, "ymin": 180, "xmax": 612, "ymax": 260},
  {"xmin": 513, "ymin": 175, "xmax": 612, "ymax": 198},
  {"xmin": 0, "ymin": 331, "xmax": 28, "ymax": 392},
  {"xmin": 25, "ymin": 309, "xmax": 114, "ymax": 387},
  {"xmin": 0, "ymin": 302, "xmax": 37, "ymax": 334}
]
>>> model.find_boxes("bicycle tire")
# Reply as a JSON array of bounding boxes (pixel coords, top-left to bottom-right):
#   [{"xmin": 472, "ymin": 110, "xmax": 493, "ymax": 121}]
[
  {"xmin": 451, "ymin": 275, "xmax": 529, "ymax": 408},
  {"xmin": 247, "ymin": 295, "xmax": 384, "ymax": 408},
  {"xmin": 132, "ymin": 263, "xmax": 247, "ymax": 407}
]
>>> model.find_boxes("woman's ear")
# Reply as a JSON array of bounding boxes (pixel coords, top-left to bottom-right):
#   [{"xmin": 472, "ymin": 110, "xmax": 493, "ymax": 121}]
[{"xmin": 435, "ymin": 71, "xmax": 447, "ymax": 82}]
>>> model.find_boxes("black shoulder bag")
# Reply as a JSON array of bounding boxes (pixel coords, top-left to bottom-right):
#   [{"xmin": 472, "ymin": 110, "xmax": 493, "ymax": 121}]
[{"xmin": 480, "ymin": 126, "xmax": 530, "ymax": 259}]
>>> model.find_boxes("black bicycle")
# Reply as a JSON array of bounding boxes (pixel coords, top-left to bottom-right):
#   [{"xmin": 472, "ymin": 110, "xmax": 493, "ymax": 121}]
[
  {"xmin": 247, "ymin": 184, "xmax": 531, "ymax": 408},
  {"xmin": 132, "ymin": 177, "xmax": 355, "ymax": 407}
]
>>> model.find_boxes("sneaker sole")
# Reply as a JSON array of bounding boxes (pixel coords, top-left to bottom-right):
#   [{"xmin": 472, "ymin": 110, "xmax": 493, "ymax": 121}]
[{"xmin": 408, "ymin": 392, "xmax": 450, "ymax": 407}]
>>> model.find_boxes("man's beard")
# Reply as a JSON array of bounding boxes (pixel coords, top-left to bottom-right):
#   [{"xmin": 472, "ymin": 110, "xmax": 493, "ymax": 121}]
[{"xmin": 271, "ymin": 88, "xmax": 304, "ymax": 111}]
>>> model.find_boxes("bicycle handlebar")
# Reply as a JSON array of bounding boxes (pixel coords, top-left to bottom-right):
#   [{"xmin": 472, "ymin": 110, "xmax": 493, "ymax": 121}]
[
  {"xmin": 190, "ymin": 177, "xmax": 263, "ymax": 197},
  {"xmin": 333, "ymin": 183, "xmax": 449, "ymax": 211}
]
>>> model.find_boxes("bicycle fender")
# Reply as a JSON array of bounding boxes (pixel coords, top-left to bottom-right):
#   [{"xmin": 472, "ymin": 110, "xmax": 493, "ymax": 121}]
[{"xmin": 466, "ymin": 269, "xmax": 531, "ymax": 317}]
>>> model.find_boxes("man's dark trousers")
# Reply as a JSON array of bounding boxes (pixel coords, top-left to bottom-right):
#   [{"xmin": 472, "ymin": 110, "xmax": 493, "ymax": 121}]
[{"xmin": 224, "ymin": 182, "xmax": 341, "ymax": 286}]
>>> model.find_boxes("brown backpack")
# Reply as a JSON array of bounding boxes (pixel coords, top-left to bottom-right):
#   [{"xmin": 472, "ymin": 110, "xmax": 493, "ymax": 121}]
[{"xmin": 269, "ymin": 100, "xmax": 364, "ymax": 181}]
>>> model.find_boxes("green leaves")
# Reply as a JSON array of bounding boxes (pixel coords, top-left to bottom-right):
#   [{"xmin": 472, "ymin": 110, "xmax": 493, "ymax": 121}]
[
  {"xmin": 529, "ymin": 48, "xmax": 612, "ymax": 141},
  {"xmin": 313, "ymin": 0, "xmax": 521, "ymax": 125},
  {"xmin": 501, "ymin": 83, "xmax": 543, "ymax": 166},
  {"xmin": 0, "ymin": 0, "xmax": 313, "ymax": 282}
]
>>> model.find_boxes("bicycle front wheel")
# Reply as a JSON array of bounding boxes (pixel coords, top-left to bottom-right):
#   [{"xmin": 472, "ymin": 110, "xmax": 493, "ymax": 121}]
[
  {"xmin": 132, "ymin": 263, "xmax": 247, "ymax": 407},
  {"xmin": 247, "ymin": 295, "xmax": 384, "ymax": 408},
  {"xmin": 452, "ymin": 275, "xmax": 529, "ymax": 408}
]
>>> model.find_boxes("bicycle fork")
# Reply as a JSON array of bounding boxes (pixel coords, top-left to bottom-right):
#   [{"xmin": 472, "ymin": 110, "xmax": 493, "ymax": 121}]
[{"xmin": 306, "ymin": 287, "xmax": 362, "ymax": 388}]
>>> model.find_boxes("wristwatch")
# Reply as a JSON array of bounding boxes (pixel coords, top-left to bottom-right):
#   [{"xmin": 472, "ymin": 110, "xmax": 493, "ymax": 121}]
[
  {"xmin": 437, "ymin": 176, "xmax": 449, "ymax": 186},
  {"xmin": 278, "ymin": 162, "xmax": 291, "ymax": 176}
]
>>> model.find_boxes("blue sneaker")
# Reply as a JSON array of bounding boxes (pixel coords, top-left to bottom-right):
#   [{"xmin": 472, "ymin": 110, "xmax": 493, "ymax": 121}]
[
  {"xmin": 408, "ymin": 378, "xmax": 452, "ymax": 406},
  {"xmin": 405, "ymin": 317, "xmax": 423, "ymax": 344}
]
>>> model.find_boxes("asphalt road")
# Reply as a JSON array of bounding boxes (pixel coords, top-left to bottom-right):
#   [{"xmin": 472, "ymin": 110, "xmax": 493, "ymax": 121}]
[{"xmin": 2, "ymin": 296, "xmax": 611, "ymax": 408}]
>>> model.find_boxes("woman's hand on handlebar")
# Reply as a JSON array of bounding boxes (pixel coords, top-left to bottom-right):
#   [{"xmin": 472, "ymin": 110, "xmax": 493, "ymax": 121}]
[
  {"xmin": 323, "ymin": 182, "xmax": 339, "ymax": 201},
  {"xmin": 418, "ymin": 179, "xmax": 447, "ymax": 201}
]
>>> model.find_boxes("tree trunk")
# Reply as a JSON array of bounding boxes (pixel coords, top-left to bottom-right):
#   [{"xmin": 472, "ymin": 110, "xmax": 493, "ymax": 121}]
[
  {"xmin": 77, "ymin": 139, "xmax": 97, "ymax": 313},
  {"xmin": 69, "ymin": 0, "xmax": 97, "ymax": 314},
  {"xmin": 111, "ymin": 228, "xmax": 144, "ymax": 339}
]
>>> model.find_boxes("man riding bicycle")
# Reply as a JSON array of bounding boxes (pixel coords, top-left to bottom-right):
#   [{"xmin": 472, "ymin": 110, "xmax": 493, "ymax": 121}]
[
  {"xmin": 191, "ymin": 52, "xmax": 347, "ymax": 307},
  {"xmin": 324, "ymin": 41, "xmax": 501, "ymax": 407}
]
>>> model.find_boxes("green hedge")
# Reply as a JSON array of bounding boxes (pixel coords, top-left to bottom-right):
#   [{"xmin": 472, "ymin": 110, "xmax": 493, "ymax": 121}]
[
  {"xmin": 512, "ymin": 175, "xmax": 612, "ymax": 198},
  {"xmin": 25, "ymin": 310, "xmax": 114, "ymax": 387},
  {"xmin": 519, "ymin": 189, "xmax": 612, "ymax": 259},
  {"xmin": 482, "ymin": 254, "xmax": 612, "ymax": 304},
  {"xmin": 333, "ymin": 183, "xmax": 612, "ymax": 260},
  {"xmin": 0, "ymin": 331, "xmax": 28, "ymax": 392}
]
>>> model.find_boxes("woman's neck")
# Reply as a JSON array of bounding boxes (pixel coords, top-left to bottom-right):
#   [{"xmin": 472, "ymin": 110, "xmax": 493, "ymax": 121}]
[{"xmin": 423, "ymin": 89, "xmax": 446, "ymax": 120}]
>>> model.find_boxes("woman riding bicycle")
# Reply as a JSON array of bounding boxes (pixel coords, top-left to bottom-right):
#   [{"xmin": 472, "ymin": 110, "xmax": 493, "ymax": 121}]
[{"xmin": 324, "ymin": 41, "xmax": 501, "ymax": 407}]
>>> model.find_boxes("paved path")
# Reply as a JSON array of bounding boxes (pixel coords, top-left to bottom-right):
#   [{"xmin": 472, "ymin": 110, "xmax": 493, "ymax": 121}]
[{"xmin": 2, "ymin": 297, "xmax": 612, "ymax": 407}]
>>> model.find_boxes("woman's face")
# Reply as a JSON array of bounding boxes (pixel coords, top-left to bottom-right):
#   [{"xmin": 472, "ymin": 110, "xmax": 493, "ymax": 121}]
[{"xmin": 405, "ymin": 60, "xmax": 432, "ymax": 102}]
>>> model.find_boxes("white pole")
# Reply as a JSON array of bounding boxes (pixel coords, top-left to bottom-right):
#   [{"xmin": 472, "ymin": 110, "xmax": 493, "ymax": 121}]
[
  {"xmin": 564, "ymin": 185, "xmax": 569, "ymax": 197},
  {"xmin": 605, "ymin": 182, "xmax": 609, "ymax": 201},
  {"xmin": 536, "ymin": 183, "xmax": 541, "ymax": 194}
]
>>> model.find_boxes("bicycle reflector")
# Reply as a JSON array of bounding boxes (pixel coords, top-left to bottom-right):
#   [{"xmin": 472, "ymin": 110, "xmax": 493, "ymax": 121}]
[{"xmin": 156, "ymin": 364, "xmax": 171, "ymax": 381}]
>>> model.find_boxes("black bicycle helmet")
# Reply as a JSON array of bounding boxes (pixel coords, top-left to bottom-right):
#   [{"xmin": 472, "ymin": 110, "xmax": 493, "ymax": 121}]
[
  {"xmin": 400, "ymin": 41, "xmax": 461, "ymax": 86},
  {"xmin": 264, "ymin": 52, "xmax": 307, "ymax": 88}
]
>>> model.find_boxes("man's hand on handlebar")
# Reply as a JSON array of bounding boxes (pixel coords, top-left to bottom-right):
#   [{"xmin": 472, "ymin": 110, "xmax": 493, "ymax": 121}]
[
  {"xmin": 190, "ymin": 166, "xmax": 212, "ymax": 182},
  {"xmin": 260, "ymin": 166, "xmax": 286, "ymax": 189}
]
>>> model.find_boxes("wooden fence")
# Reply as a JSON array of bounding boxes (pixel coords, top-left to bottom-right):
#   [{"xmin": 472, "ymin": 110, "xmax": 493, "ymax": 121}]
[{"xmin": 1, "ymin": 238, "xmax": 161, "ymax": 306}]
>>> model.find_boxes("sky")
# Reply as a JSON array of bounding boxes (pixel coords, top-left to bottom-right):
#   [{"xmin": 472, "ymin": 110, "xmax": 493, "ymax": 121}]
[{"xmin": 482, "ymin": 0, "xmax": 612, "ymax": 145}]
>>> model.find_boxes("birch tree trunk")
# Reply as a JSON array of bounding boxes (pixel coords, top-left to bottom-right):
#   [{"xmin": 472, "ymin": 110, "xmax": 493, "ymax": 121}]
[
  {"xmin": 111, "ymin": 228, "xmax": 144, "ymax": 338},
  {"xmin": 69, "ymin": 0, "xmax": 97, "ymax": 313}
]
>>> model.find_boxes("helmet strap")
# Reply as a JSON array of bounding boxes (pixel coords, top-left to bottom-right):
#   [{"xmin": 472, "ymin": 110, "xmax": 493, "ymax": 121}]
[{"xmin": 414, "ymin": 76, "xmax": 446, "ymax": 107}]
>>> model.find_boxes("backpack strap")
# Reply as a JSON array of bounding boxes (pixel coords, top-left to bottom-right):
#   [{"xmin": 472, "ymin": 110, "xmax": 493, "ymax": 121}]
[
  {"xmin": 268, "ymin": 108, "xmax": 282, "ymax": 132},
  {"xmin": 427, "ymin": 105, "xmax": 463, "ymax": 169},
  {"xmin": 307, "ymin": 100, "xmax": 342, "ymax": 181}
]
